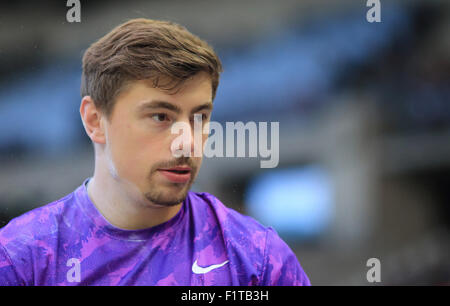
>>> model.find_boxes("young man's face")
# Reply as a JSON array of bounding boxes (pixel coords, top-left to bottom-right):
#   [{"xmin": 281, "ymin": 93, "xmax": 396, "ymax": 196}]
[{"xmin": 101, "ymin": 72, "xmax": 212, "ymax": 207}]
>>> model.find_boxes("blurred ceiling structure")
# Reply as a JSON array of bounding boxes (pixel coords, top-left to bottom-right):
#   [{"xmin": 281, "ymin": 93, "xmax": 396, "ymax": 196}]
[{"xmin": 0, "ymin": 0, "xmax": 433, "ymax": 76}]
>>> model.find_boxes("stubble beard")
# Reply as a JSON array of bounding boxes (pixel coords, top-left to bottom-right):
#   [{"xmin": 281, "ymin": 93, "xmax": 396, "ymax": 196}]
[
  {"xmin": 143, "ymin": 179, "xmax": 193, "ymax": 207},
  {"xmin": 143, "ymin": 159, "xmax": 199, "ymax": 207}
]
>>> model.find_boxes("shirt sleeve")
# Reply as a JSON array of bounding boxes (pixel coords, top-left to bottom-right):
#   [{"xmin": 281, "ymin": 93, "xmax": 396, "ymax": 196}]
[
  {"xmin": 260, "ymin": 227, "xmax": 311, "ymax": 286},
  {"xmin": 0, "ymin": 243, "xmax": 24, "ymax": 286}
]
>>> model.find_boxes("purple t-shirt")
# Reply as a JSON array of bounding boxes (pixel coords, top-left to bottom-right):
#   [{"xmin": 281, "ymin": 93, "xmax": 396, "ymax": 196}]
[{"xmin": 0, "ymin": 178, "xmax": 310, "ymax": 286}]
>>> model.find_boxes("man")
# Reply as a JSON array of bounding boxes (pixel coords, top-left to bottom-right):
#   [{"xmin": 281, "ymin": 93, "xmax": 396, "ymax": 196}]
[{"xmin": 0, "ymin": 18, "xmax": 310, "ymax": 286}]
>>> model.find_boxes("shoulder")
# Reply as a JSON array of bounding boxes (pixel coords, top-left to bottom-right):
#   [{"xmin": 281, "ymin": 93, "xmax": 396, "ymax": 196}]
[
  {"xmin": 261, "ymin": 226, "xmax": 311, "ymax": 285},
  {"xmin": 188, "ymin": 191, "xmax": 310, "ymax": 285},
  {"xmin": 0, "ymin": 191, "xmax": 76, "ymax": 285},
  {"xmin": 188, "ymin": 191, "xmax": 268, "ymax": 239},
  {"xmin": 0, "ymin": 191, "xmax": 75, "ymax": 258},
  {"xmin": 0, "ymin": 192, "xmax": 73, "ymax": 239}
]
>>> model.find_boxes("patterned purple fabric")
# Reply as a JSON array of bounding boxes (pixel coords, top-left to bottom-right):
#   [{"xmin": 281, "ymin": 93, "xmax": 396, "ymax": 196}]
[{"xmin": 0, "ymin": 178, "xmax": 310, "ymax": 286}]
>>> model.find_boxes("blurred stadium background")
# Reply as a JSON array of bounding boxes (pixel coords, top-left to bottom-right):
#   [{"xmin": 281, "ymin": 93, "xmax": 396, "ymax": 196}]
[{"xmin": 0, "ymin": 0, "xmax": 449, "ymax": 285}]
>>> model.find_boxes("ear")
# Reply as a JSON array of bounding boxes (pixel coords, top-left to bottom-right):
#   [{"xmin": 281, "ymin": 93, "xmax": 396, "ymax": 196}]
[{"xmin": 79, "ymin": 96, "xmax": 106, "ymax": 145}]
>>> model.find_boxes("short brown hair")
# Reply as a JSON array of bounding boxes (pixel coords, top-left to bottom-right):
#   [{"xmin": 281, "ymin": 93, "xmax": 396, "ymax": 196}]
[{"xmin": 81, "ymin": 18, "xmax": 222, "ymax": 120}]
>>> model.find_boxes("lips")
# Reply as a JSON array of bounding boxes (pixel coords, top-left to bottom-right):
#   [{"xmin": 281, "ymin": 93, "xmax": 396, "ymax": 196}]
[
  {"xmin": 161, "ymin": 166, "xmax": 191, "ymax": 173},
  {"xmin": 158, "ymin": 166, "xmax": 192, "ymax": 183}
]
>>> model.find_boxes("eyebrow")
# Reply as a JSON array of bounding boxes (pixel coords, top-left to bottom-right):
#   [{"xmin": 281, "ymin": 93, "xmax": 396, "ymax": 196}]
[{"xmin": 137, "ymin": 100, "xmax": 213, "ymax": 115}]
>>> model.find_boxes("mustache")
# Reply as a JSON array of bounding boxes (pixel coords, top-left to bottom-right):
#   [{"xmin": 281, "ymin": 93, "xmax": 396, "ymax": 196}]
[{"xmin": 153, "ymin": 156, "xmax": 195, "ymax": 171}]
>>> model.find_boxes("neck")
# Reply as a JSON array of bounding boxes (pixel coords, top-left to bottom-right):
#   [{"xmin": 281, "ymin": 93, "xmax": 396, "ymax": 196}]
[{"xmin": 86, "ymin": 170, "xmax": 182, "ymax": 231}]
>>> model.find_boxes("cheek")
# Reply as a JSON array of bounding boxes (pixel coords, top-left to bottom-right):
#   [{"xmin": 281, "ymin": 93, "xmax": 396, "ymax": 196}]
[
  {"xmin": 108, "ymin": 119, "xmax": 178, "ymax": 170},
  {"xmin": 109, "ymin": 123, "xmax": 138, "ymax": 154},
  {"xmin": 107, "ymin": 124, "xmax": 152, "ymax": 176}
]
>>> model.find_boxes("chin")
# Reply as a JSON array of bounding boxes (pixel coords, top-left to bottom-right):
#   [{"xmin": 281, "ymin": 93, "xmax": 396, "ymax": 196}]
[{"xmin": 143, "ymin": 187, "xmax": 189, "ymax": 207}]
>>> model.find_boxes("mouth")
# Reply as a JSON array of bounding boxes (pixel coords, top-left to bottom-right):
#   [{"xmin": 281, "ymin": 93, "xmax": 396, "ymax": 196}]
[{"xmin": 157, "ymin": 166, "xmax": 192, "ymax": 183}]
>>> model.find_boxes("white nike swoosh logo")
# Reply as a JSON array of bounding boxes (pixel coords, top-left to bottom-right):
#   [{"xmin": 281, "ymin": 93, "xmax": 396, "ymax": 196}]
[{"xmin": 192, "ymin": 259, "xmax": 229, "ymax": 274}]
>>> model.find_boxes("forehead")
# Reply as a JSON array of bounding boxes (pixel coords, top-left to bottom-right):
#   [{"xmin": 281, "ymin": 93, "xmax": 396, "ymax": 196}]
[{"xmin": 115, "ymin": 73, "xmax": 213, "ymax": 111}]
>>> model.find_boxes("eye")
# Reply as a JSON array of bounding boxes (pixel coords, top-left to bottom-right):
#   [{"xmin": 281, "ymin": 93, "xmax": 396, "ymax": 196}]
[
  {"xmin": 150, "ymin": 113, "xmax": 170, "ymax": 122},
  {"xmin": 192, "ymin": 113, "xmax": 208, "ymax": 123}
]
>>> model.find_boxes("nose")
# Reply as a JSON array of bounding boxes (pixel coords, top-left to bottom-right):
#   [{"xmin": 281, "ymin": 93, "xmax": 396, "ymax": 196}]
[{"xmin": 170, "ymin": 119, "xmax": 198, "ymax": 158}]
